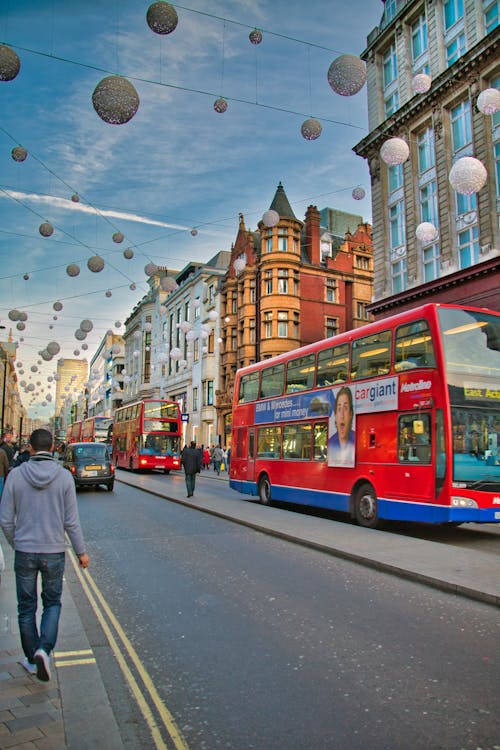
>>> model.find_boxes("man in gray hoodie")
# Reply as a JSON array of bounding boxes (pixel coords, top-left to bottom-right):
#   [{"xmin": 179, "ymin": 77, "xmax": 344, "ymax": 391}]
[{"xmin": 0, "ymin": 428, "xmax": 89, "ymax": 681}]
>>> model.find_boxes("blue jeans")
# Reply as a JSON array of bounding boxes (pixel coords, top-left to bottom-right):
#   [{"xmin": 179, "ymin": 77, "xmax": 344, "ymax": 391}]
[{"xmin": 14, "ymin": 551, "xmax": 65, "ymax": 661}]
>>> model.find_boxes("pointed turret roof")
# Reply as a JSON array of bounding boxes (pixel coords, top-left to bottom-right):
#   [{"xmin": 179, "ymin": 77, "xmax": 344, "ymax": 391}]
[{"xmin": 269, "ymin": 181, "xmax": 296, "ymax": 220}]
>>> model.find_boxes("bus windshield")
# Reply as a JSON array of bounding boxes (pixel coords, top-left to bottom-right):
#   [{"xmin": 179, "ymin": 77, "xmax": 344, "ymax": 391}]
[
  {"xmin": 438, "ymin": 307, "xmax": 500, "ymax": 485},
  {"xmin": 140, "ymin": 433, "xmax": 180, "ymax": 456}
]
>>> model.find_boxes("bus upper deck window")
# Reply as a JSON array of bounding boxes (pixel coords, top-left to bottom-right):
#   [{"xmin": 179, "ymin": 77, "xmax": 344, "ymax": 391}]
[{"xmin": 395, "ymin": 320, "xmax": 435, "ymax": 370}]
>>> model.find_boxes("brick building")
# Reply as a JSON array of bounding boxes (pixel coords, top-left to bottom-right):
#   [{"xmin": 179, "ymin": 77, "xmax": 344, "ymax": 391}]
[{"xmin": 216, "ymin": 182, "xmax": 373, "ymax": 445}]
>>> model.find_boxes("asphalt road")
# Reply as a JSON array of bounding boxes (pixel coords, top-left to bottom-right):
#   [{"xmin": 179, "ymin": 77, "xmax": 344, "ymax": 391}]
[{"xmin": 73, "ymin": 477, "xmax": 499, "ymax": 750}]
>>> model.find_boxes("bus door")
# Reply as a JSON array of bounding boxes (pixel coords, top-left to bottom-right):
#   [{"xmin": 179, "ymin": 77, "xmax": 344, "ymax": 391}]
[
  {"xmin": 247, "ymin": 429, "xmax": 256, "ymax": 482},
  {"xmin": 395, "ymin": 413, "xmax": 434, "ymax": 502}
]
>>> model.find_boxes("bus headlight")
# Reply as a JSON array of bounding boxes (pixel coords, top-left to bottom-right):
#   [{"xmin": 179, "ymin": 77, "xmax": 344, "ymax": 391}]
[{"xmin": 451, "ymin": 496, "xmax": 478, "ymax": 508}]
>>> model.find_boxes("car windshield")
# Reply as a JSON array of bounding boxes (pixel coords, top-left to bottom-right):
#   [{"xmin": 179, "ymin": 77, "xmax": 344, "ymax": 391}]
[{"xmin": 75, "ymin": 445, "xmax": 108, "ymax": 460}]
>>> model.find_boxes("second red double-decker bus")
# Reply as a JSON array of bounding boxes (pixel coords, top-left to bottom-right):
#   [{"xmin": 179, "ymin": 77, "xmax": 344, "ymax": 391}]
[
  {"xmin": 112, "ymin": 399, "xmax": 181, "ymax": 473},
  {"xmin": 230, "ymin": 303, "xmax": 500, "ymax": 528},
  {"xmin": 81, "ymin": 416, "xmax": 113, "ymax": 444},
  {"xmin": 66, "ymin": 420, "xmax": 83, "ymax": 444}
]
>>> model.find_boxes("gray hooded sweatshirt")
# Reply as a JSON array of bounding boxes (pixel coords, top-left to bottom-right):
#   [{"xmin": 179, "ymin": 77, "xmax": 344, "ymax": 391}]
[{"xmin": 0, "ymin": 453, "xmax": 86, "ymax": 556}]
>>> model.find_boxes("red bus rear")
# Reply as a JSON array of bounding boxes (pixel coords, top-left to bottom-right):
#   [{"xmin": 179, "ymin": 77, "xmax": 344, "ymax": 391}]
[
  {"xmin": 112, "ymin": 399, "xmax": 181, "ymax": 473},
  {"xmin": 81, "ymin": 416, "xmax": 113, "ymax": 444},
  {"xmin": 66, "ymin": 421, "xmax": 83, "ymax": 444},
  {"xmin": 230, "ymin": 303, "xmax": 500, "ymax": 528}
]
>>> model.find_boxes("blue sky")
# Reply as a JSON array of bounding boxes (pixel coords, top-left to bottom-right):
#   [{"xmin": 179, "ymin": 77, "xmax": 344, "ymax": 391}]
[{"xmin": 0, "ymin": 0, "xmax": 383, "ymax": 419}]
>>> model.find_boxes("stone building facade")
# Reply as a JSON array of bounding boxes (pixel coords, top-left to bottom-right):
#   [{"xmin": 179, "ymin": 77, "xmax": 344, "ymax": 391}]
[{"xmin": 354, "ymin": 0, "xmax": 499, "ymax": 318}]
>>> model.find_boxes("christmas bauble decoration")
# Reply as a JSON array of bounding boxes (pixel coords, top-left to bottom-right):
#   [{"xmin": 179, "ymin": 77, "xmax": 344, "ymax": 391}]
[
  {"xmin": 11, "ymin": 146, "xmax": 27, "ymax": 162},
  {"xmin": 477, "ymin": 87, "xmax": 500, "ymax": 115},
  {"xmin": 327, "ymin": 54, "xmax": 367, "ymax": 96},
  {"xmin": 262, "ymin": 209, "xmax": 280, "ymax": 227},
  {"xmin": 416, "ymin": 222, "xmax": 438, "ymax": 243},
  {"xmin": 146, "ymin": 2, "xmax": 178, "ymax": 34},
  {"xmin": 92, "ymin": 75, "xmax": 139, "ymax": 125},
  {"xmin": 301, "ymin": 118, "xmax": 322, "ymax": 141},
  {"xmin": 0, "ymin": 45, "xmax": 20, "ymax": 81},
  {"xmin": 412, "ymin": 73, "xmax": 432, "ymax": 94},
  {"xmin": 87, "ymin": 255, "xmax": 105, "ymax": 272},
  {"xmin": 249, "ymin": 29, "xmax": 263, "ymax": 45},
  {"xmin": 352, "ymin": 187, "xmax": 365, "ymax": 200},
  {"xmin": 380, "ymin": 137, "xmax": 410, "ymax": 165},
  {"xmin": 449, "ymin": 156, "xmax": 487, "ymax": 195},
  {"xmin": 214, "ymin": 97, "xmax": 228, "ymax": 113}
]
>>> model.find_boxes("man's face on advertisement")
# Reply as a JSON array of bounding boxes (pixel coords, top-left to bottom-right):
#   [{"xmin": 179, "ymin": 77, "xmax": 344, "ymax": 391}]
[{"xmin": 335, "ymin": 393, "xmax": 352, "ymax": 443}]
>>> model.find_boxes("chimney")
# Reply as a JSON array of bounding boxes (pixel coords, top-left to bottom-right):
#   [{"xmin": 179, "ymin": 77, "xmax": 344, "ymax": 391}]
[{"xmin": 305, "ymin": 205, "xmax": 321, "ymax": 265}]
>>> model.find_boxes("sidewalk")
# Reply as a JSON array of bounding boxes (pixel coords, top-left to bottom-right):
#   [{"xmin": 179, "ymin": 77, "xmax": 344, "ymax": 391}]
[{"xmin": 0, "ymin": 542, "xmax": 122, "ymax": 750}]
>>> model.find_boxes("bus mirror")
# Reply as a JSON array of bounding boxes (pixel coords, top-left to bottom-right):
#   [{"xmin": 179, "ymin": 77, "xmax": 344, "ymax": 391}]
[{"xmin": 413, "ymin": 419, "xmax": 424, "ymax": 434}]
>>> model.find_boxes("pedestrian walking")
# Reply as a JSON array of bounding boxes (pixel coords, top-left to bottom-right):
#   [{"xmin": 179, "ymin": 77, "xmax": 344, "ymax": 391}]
[
  {"xmin": 0, "ymin": 428, "xmax": 89, "ymax": 681},
  {"xmin": 203, "ymin": 447, "xmax": 210, "ymax": 470},
  {"xmin": 181, "ymin": 440, "xmax": 202, "ymax": 497},
  {"xmin": 0, "ymin": 431, "xmax": 15, "ymax": 467},
  {"xmin": 212, "ymin": 444, "xmax": 224, "ymax": 475},
  {"xmin": 12, "ymin": 443, "xmax": 30, "ymax": 467},
  {"xmin": 0, "ymin": 445, "xmax": 9, "ymax": 496},
  {"xmin": 226, "ymin": 446, "xmax": 231, "ymax": 473}
]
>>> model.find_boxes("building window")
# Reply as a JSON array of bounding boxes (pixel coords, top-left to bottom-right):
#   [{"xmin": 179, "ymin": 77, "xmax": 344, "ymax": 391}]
[
  {"xmin": 384, "ymin": 0, "xmax": 397, "ymax": 24},
  {"xmin": 491, "ymin": 74, "xmax": 500, "ymax": 199},
  {"xmin": 420, "ymin": 181, "xmax": 438, "ymax": 225},
  {"xmin": 423, "ymin": 244, "xmax": 441, "ymax": 282},
  {"xmin": 411, "ymin": 14, "xmax": 429, "ymax": 73},
  {"xmin": 382, "ymin": 42, "xmax": 398, "ymax": 116},
  {"xmin": 458, "ymin": 226, "xmax": 479, "ymax": 268},
  {"xmin": 450, "ymin": 100, "xmax": 472, "ymax": 155},
  {"xmin": 325, "ymin": 317, "xmax": 338, "ymax": 338},
  {"xmin": 192, "ymin": 387, "xmax": 198, "ymax": 411},
  {"xmin": 194, "ymin": 303, "xmax": 200, "ymax": 320},
  {"xmin": 249, "ymin": 279, "xmax": 256, "ymax": 303},
  {"xmin": 325, "ymin": 278, "xmax": 337, "ymax": 302},
  {"xmin": 193, "ymin": 339, "xmax": 199, "ymax": 361},
  {"xmin": 389, "ymin": 200, "xmax": 405, "ymax": 249},
  {"xmin": 184, "ymin": 300, "xmax": 190, "ymax": 321},
  {"xmin": 264, "ymin": 312, "xmax": 272, "ymax": 338},
  {"xmin": 278, "ymin": 269, "xmax": 288, "ymax": 294},
  {"xmin": 484, "ymin": 0, "xmax": 499, "ymax": 33},
  {"xmin": 356, "ymin": 255, "xmax": 370, "ymax": 270},
  {"xmin": 456, "ymin": 191, "xmax": 476, "ymax": 216},
  {"xmin": 231, "ymin": 329, "xmax": 237, "ymax": 351},
  {"xmin": 265, "ymin": 270, "xmax": 273, "ymax": 295},
  {"xmin": 391, "ymin": 257, "xmax": 407, "ymax": 294},
  {"xmin": 444, "ymin": 0, "xmax": 466, "ymax": 66},
  {"xmin": 266, "ymin": 237, "xmax": 273, "ymax": 253},
  {"xmin": 277, "ymin": 311, "xmax": 288, "ymax": 338},
  {"xmin": 293, "ymin": 311, "xmax": 299, "ymax": 338},
  {"xmin": 357, "ymin": 302, "xmax": 367, "ymax": 319},
  {"xmin": 249, "ymin": 318, "xmax": 256, "ymax": 344},
  {"xmin": 278, "ymin": 229, "xmax": 288, "ymax": 251},
  {"xmin": 203, "ymin": 380, "xmax": 214, "ymax": 406},
  {"xmin": 208, "ymin": 284, "xmax": 215, "ymax": 305},
  {"xmin": 388, "ymin": 163, "xmax": 403, "ymax": 193},
  {"xmin": 232, "ymin": 296, "xmax": 237, "ymax": 313},
  {"xmin": 417, "ymin": 127, "xmax": 435, "ymax": 173},
  {"xmin": 208, "ymin": 330, "xmax": 214, "ymax": 354}
]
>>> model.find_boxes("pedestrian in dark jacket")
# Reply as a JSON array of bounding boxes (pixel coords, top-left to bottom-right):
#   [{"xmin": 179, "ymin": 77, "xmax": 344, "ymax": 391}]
[
  {"xmin": 181, "ymin": 441, "xmax": 202, "ymax": 497},
  {"xmin": 12, "ymin": 444, "xmax": 30, "ymax": 467},
  {"xmin": 0, "ymin": 431, "xmax": 15, "ymax": 466},
  {"xmin": 0, "ymin": 448, "xmax": 9, "ymax": 496}
]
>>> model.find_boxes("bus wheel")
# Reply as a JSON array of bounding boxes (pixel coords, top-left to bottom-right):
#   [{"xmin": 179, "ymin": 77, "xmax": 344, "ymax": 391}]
[
  {"xmin": 354, "ymin": 483, "xmax": 379, "ymax": 529},
  {"xmin": 164, "ymin": 469, "xmax": 170, "ymax": 475},
  {"xmin": 258, "ymin": 474, "xmax": 272, "ymax": 506}
]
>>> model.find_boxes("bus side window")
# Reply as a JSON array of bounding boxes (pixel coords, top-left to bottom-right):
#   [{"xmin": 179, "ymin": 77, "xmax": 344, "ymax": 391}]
[
  {"xmin": 394, "ymin": 320, "xmax": 435, "ymax": 370},
  {"xmin": 313, "ymin": 423, "xmax": 327, "ymax": 461},
  {"xmin": 398, "ymin": 414, "xmax": 431, "ymax": 463}
]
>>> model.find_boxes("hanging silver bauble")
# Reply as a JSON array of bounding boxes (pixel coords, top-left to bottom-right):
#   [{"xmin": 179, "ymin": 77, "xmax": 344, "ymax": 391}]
[
  {"xmin": 81, "ymin": 343, "xmax": 88, "ymax": 350},
  {"xmin": 11, "ymin": 146, "xmax": 27, "ymax": 162},
  {"xmin": 412, "ymin": 73, "xmax": 432, "ymax": 94},
  {"xmin": 190, "ymin": 228, "xmax": 198, "ymax": 236},
  {"xmin": 477, "ymin": 88, "xmax": 500, "ymax": 115},
  {"xmin": 327, "ymin": 54, "xmax": 367, "ymax": 96},
  {"xmin": 47, "ymin": 341, "xmax": 60, "ymax": 355},
  {"xmin": 144, "ymin": 262, "xmax": 159, "ymax": 276},
  {"xmin": 112, "ymin": 231, "xmax": 124, "ymax": 243},
  {"xmin": 169, "ymin": 347, "xmax": 182, "ymax": 360},
  {"xmin": 262, "ymin": 209, "xmax": 280, "ymax": 227},
  {"xmin": 380, "ymin": 137, "xmax": 410, "ymax": 165},
  {"xmin": 92, "ymin": 75, "xmax": 140, "ymax": 125},
  {"xmin": 146, "ymin": 2, "xmax": 178, "ymax": 34},
  {"xmin": 129, "ymin": 283, "xmax": 137, "ymax": 290},
  {"xmin": 87, "ymin": 255, "xmax": 105, "ymax": 272},
  {"xmin": 123, "ymin": 247, "xmax": 134, "ymax": 259},
  {"xmin": 352, "ymin": 187, "xmax": 366, "ymax": 200},
  {"xmin": 23, "ymin": 273, "xmax": 29, "ymax": 280},
  {"xmin": 0, "ymin": 44, "xmax": 20, "ymax": 81},
  {"xmin": 8, "ymin": 309, "xmax": 21, "ymax": 321},
  {"xmin": 301, "ymin": 118, "xmax": 322, "ymax": 141},
  {"xmin": 249, "ymin": 28, "xmax": 263, "ymax": 45},
  {"xmin": 234, "ymin": 257, "xmax": 246, "ymax": 274},
  {"xmin": 105, "ymin": 289, "xmax": 112, "ymax": 297},
  {"xmin": 71, "ymin": 193, "xmax": 80, "ymax": 202},
  {"xmin": 16, "ymin": 321, "xmax": 25, "ymax": 331},
  {"xmin": 75, "ymin": 329, "xmax": 87, "ymax": 341},
  {"xmin": 449, "ymin": 156, "xmax": 488, "ymax": 195},
  {"xmin": 66, "ymin": 264, "xmax": 80, "ymax": 277},
  {"xmin": 80, "ymin": 319, "xmax": 93, "ymax": 333},
  {"xmin": 53, "ymin": 301, "xmax": 63, "ymax": 311},
  {"xmin": 39, "ymin": 222, "xmax": 54, "ymax": 237},
  {"xmin": 214, "ymin": 97, "xmax": 228, "ymax": 113},
  {"xmin": 416, "ymin": 222, "xmax": 438, "ymax": 243},
  {"xmin": 160, "ymin": 276, "xmax": 178, "ymax": 292}
]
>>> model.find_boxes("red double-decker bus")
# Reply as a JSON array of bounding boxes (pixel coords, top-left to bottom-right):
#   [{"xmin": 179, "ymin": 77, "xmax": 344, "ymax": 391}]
[
  {"xmin": 112, "ymin": 399, "xmax": 181, "ymax": 473},
  {"xmin": 66, "ymin": 420, "xmax": 83, "ymax": 444},
  {"xmin": 230, "ymin": 303, "xmax": 500, "ymax": 528},
  {"xmin": 81, "ymin": 416, "xmax": 113, "ymax": 444}
]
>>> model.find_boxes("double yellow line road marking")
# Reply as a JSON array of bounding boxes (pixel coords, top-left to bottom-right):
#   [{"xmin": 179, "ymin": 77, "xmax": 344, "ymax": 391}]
[{"xmin": 67, "ymin": 550, "xmax": 189, "ymax": 750}]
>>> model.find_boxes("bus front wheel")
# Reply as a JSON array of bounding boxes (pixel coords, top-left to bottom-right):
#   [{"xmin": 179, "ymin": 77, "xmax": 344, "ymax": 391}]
[
  {"xmin": 354, "ymin": 483, "xmax": 379, "ymax": 529},
  {"xmin": 258, "ymin": 474, "xmax": 272, "ymax": 506}
]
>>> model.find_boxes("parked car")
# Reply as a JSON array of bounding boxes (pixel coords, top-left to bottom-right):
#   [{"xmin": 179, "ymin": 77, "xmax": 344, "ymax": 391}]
[{"xmin": 63, "ymin": 442, "xmax": 115, "ymax": 491}]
